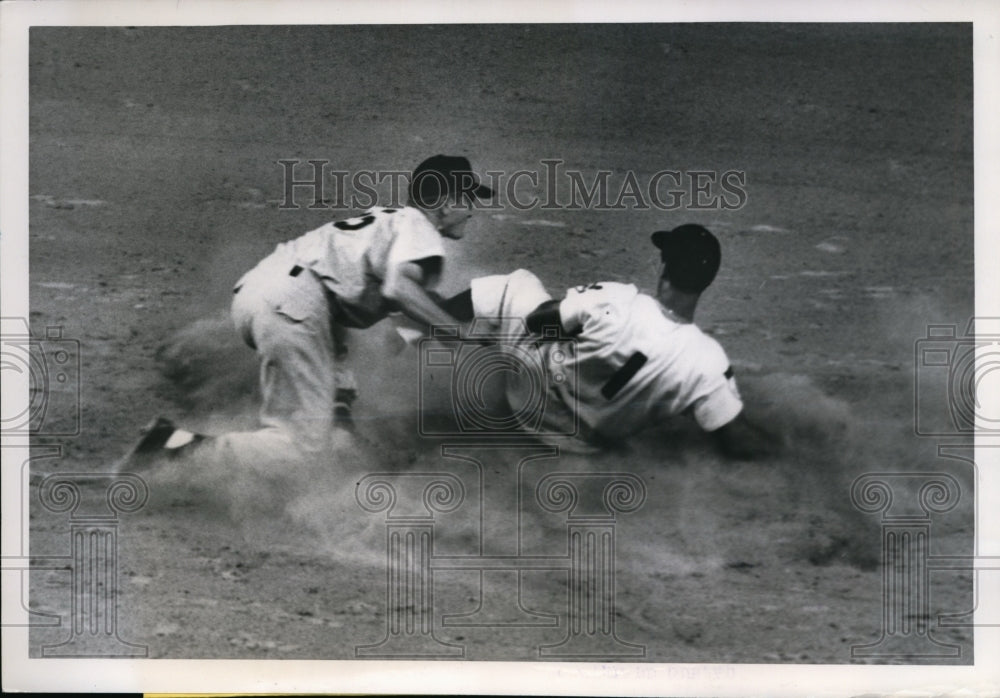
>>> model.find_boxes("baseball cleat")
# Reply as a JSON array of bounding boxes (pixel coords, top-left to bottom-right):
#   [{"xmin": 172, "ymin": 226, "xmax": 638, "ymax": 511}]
[
  {"xmin": 334, "ymin": 401, "xmax": 355, "ymax": 430},
  {"xmin": 114, "ymin": 416, "xmax": 205, "ymax": 473},
  {"xmin": 334, "ymin": 380, "xmax": 358, "ymax": 430}
]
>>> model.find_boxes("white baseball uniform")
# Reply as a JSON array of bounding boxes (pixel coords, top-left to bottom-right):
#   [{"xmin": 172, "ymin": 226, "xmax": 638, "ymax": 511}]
[
  {"xmin": 470, "ymin": 269, "xmax": 743, "ymax": 445},
  {"xmin": 206, "ymin": 207, "xmax": 446, "ymax": 470}
]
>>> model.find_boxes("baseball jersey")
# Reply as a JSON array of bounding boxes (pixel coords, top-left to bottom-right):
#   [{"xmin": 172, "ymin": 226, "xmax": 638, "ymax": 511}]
[
  {"xmin": 548, "ymin": 282, "xmax": 742, "ymax": 438},
  {"xmin": 242, "ymin": 207, "xmax": 445, "ymax": 328}
]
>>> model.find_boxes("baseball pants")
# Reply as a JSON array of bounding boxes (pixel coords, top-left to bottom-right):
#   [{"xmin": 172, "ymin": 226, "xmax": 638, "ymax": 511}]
[
  {"xmin": 196, "ymin": 261, "xmax": 348, "ymax": 471},
  {"xmin": 467, "ymin": 269, "xmax": 587, "ymax": 447},
  {"xmin": 469, "ymin": 268, "xmax": 553, "ymax": 335}
]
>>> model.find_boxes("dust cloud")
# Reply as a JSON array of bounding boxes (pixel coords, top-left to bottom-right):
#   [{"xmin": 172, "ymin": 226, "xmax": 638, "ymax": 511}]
[{"xmin": 150, "ymin": 291, "xmax": 974, "ymax": 573}]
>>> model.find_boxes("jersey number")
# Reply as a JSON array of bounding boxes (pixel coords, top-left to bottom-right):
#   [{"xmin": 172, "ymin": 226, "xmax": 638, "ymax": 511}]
[{"xmin": 334, "ymin": 215, "xmax": 375, "ymax": 231}]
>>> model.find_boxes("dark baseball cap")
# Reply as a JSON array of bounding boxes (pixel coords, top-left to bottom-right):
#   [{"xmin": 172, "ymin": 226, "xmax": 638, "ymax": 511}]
[
  {"xmin": 409, "ymin": 154, "xmax": 494, "ymax": 208},
  {"xmin": 650, "ymin": 223, "xmax": 721, "ymax": 293}
]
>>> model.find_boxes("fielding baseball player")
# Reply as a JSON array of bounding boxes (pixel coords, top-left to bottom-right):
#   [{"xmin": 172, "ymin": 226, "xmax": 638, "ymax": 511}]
[
  {"xmin": 438, "ymin": 224, "xmax": 772, "ymax": 456},
  {"xmin": 119, "ymin": 154, "xmax": 494, "ymax": 472}
]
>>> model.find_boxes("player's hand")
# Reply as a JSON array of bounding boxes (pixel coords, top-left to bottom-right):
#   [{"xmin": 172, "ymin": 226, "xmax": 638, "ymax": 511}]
[{"xmin": 712, "ymin": 412, "xmax": 781, "ymax": 461}]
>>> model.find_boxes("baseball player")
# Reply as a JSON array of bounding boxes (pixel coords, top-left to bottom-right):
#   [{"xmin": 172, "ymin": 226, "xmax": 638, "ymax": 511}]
[
  {"xmin": 119, "ymin": 154, "xmax": 494, "ymax": 472},
  {"xmin": 437, "ymin": 224, "xmax": 773, "ymax": 456}
]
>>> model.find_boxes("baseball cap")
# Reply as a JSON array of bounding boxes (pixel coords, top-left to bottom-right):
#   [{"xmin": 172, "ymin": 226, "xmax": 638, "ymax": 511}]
[
  {"xmin": 650, "ymin": 223, "xmax": 721, "ymax": 293},
  {"xmin": 409, "ymin": 154, "xmax": 494, "ymax": 208}
]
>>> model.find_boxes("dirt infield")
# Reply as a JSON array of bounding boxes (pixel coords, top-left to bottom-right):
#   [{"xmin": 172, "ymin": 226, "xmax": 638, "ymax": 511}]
[{"xmin": 24, "ymin": 24, "xmax": 974, "ymax": 664}]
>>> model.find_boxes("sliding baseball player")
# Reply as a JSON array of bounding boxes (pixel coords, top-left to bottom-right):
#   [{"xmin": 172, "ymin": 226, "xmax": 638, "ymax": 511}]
[{"xmin": 443, "ymin": 224, "xmax": 773, "ymax": 456}]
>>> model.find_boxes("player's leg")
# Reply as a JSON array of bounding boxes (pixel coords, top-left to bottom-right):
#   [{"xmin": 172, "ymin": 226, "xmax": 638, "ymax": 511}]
[
  {"xmin": 468, "ymin": 268, "xmax": 553, "ymax": 337},
  {"xmin": 218, "ymin": 270, "xmax": 339, "ymax": 467},
  {"xmin": 119, "ymin": 270, "xmax": 341, "ymax": 475},
  {"xmin": 331, "ymin": 320, "xmax": 357, "ymax": 425},
  {"xmin": 411, "ymin": 272, "xmax": 550, "ymax": 338},
  {"xmin": 469, "ymin": 270, "xmax": 590, "ymax": 448}
]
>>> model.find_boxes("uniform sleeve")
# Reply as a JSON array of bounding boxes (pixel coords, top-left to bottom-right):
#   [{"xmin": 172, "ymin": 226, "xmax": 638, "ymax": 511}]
[
  {"xmin": 384, "ymin": 208, "xmax": 446, "ymax": 289},
  {"xmin": 387, "ymin": 208, "xmax": 446, "ymax": 268},
  {"xmin": 691, "ymin": 355, "xmax": 744, "ymax": 431},
  {"xmin": 692, "ymin": 377, "xmax": 743, "ymax": 431}
]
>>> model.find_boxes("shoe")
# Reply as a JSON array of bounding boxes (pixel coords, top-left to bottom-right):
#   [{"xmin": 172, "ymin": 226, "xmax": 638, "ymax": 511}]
[
  {"xmin": 334, "ymin": 379, "xmax": 358, "ymax": 431},
  {"xmin": 334, "ymin": 401, "xmax": 355, "ymax": 430},
  {"xmin": 334, "ymin": 372, "xmax": 358, "ymax": 402},
  {"xmin": 114, "ymin": 416, "xmax": 205, "ymax": 473}
]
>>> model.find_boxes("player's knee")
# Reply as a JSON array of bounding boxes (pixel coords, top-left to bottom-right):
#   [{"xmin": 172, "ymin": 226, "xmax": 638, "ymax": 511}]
[
  {"xmin": 470, "ymin": 274, "xmax": 509, "ymax": 317},
  {"xmin": 471, "ymin": 269, "xmax": 550, "ymax": 320},
  {"xmin": 506, "ymin": 269, "xmax": 551, "ymax": 316},
  {"xmin": 508, "ymin": 268, "xmax": 541, "ymax": 286}
]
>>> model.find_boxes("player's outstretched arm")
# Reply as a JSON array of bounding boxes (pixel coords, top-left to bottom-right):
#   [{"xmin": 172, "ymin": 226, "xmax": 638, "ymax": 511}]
[
  {"xmin": 383, "ymin": 259, "xmax": 464, "ymax": 329},
  {"xmin": 712, "ymin": 412, "xmax": 778, "ymax": 461}
]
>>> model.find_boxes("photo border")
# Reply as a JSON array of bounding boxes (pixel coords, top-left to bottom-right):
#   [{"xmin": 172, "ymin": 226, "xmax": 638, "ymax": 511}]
[{"xmin": 2, "ymin": 0, "xmax": 998, "ymax": 694}]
